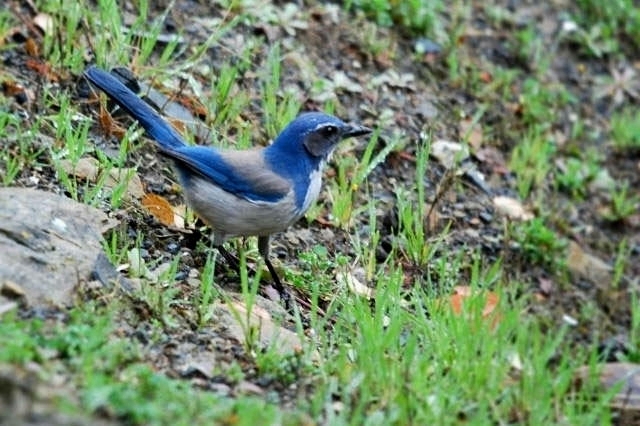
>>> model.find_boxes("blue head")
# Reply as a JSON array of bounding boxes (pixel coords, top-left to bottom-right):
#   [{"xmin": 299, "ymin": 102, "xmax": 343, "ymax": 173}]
[
  {"xmin": 267, "ymin": 112, "xmax": 370, "ymax": 163},
  {"xmin": 263, "ymin": 112, "xmax": 371, "ymax": 212}
]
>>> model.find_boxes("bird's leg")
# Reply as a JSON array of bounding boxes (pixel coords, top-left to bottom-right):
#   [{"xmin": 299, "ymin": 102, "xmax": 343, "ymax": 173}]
[
  {"xmin": 216, "ymin": 239, "xmax": 292, "ymax": 312},
  {"xmin": 258, "ymin": 236, "xmax": 292, "ymax": 310},
  {"xmin": 215, "ymin": 244, "xmax": 241, "ymax": 271}
]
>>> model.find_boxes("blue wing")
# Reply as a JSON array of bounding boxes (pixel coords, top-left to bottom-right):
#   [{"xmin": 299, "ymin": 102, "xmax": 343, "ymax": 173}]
[{"xmin": 169, "ymin": 146, "xmax": 290, "ymax": 203}]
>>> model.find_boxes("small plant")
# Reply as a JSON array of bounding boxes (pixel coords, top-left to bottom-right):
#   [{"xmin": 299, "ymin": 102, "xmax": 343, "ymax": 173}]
[
  {"xmin": 561, "ymin": 23, "xmax": 620, "ymax": 58},
  {"xmin": 254, "ymin": 350, "xmax": 307, "ymax": 387},
  {"xmin": 0, "ymin": 112, "xmax": 44, "ymax": 186},
  {"xmin": 261, "ymin": 44, "xmax": 301, "ymax": 140},
  {"xmin": 612, "ymin": 238, "xmax": 630, "ymax": 289},
  {"xmin": 518, "ymin": 78, "xmax": 574, "ymax": 127},
  {"xmin": 345, "ymin": 0, "xmax": 446, "ymax": 39},
  {"xmin": 509, "ymin": 126, "xmax": 556, "ymax": 199},
  {"xmin": 289, "ymin": 245, "xmax": 342, "ymax": 297},
  {"xmin": 395, "ymin": 140, "xmax": 437, "ymax": 268},
  {"xmin": 575, "ymin": 0, "xmax": 640, "ymax": 51},
  {"xmin": 206, "ymin": 62, "xmax": 250, "ymax": 132},
  {"xmin": 511, "ymin": 217, "xmax": 568, "ymax": 272},
  {"xmin": 610, "ymin": 107, "xmax": 640, "ymax": 153},
  {"xmin": 328, "ymin": 130, "xmax": 398, "ymax": 229},
  {"xmin": 358, "ymin": 20, "xmax": 395, "ymax": 58},
  {"xmin": 511, "ymin": 24, "xmax": 550, "ymax": 74},
  {"xmin": 555, "ymin": 157, "xmax": 597, "ymax": 200},
  {"xmin": 626, "ymin": 293, "xmax": 640, "ymax": 363},
  {"xmin": 602, "ymin": 180, "xmax": 639, "ymax": 222},
  {"xmin": 195, "ymin": 251, "xmax": 220, "ymax": 327}
]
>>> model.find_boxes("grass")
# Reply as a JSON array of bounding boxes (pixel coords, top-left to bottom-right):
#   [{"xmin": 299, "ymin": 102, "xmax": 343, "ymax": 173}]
[
  {"xmin": 610, "ymin": 106, "xmax": 640, "ymax": 153},
  {"xmin": 1, "ymin": 0, "xmax": 639, "ymax": 424}
]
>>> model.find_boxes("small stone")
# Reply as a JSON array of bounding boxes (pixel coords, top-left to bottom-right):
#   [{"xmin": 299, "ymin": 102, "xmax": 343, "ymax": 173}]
[
  {"xmin": 235, "ymin": 380, "xmax": 264, "ymax": 396},
  {"xmin": 1, "ymin": 281, "xmax": 26, "ymax": 299}
]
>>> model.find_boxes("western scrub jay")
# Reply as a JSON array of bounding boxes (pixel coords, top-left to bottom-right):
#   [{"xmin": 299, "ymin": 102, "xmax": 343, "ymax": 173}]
[{"xmin": 83, "ymin": 66, "xmax": 371, "ymax": 304}]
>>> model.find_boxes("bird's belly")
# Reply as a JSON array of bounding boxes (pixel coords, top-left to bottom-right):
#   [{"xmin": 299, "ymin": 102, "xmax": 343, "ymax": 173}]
[{"xmin": 182, "ymin": 175, "xmax": 300, "ymax": 243}]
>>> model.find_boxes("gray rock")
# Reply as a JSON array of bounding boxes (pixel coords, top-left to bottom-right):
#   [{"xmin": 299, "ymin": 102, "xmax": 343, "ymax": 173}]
[{"xmin": 0, "ymin": 188, "xmax": 115, "ymax": 306}]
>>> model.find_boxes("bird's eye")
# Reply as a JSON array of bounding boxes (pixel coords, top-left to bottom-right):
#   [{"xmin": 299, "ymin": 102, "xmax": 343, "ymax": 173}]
[{"xmin": 322, "ymin": 125, "xmax": 337, "ymax": 136}]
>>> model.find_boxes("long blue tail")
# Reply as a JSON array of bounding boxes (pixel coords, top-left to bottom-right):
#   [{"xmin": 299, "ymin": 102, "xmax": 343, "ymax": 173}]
[{"xmin": 84, "ymin": 66, "xmax": 185, "ymax": 149}]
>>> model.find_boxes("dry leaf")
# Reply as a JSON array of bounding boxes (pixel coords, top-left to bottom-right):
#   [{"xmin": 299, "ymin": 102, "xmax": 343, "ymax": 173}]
[
  {"xmin": 98, "ymin": 106, "xmax": 127, "ymax": 139},
  {"xmin": 1, "ymin": 80, "xmax": 29, "ymax": 104},
  {"xmin": 104, "ymin": 168, "xmax": 144, "ymax": 200},
  {"xmin": 58, "ymin": 157, "xmax": 100, "ymax": 181},
  {"xmin": 448, "ymin": 285, "xmax": 499, "ymax": 318},
  {"xmin": 459, "ymin": 118, "xmax": 483, "ymax": 150},
  {"xmin": 142, "ymin": 193, "xmax": 177, "ymax": 227},
  {"xmin": 25, "ymin": 59, "xmax": 58, "ymax": 81},
  {"xmin": 566, "ymin": 241, "xmax": 612, "ymax": 286},
  {"xmin": 431, "ymin": 140, "xmax": 470, "ymax": 169},
  {"xmin": 24, "ymin": 38, "xmax": 39, "ymax": 57},
  {"xmin": 337, "ymin": 271, "xmax": 375, "ymax": 299},
  {"xmin": 479, "ymin": 71, "xmax": 492, "ymax": 83},
  {"xmin": 493, "ymin": 196, "xmax": 534, "ymax": 221}
]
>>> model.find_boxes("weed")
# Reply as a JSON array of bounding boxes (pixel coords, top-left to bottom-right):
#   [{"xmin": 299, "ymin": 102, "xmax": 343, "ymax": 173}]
[
  {"xmin": 610, "ymin": 106, "xmax": 640, "ymax": 153},
  {"xmin": 511, "ymin": 24, "xmax": 550, "ymax": 74},
  {"xmin": 195, "ymin": 250, "xmax": 220, "ymax": 327},
  {"xmin": 575, "ymin": 0, "xmax": 640, "ymax": 51},
  {"xmin": 509, "ymin": 126, "xmax": 556, "ymax": 199},
  {"xmin": 261, "ymin": 44, "xmax": 301, "ymax": 140},
  {"xmin": 511, "ymin": 217, "xmax": 568, "ymax": 272},
  {"xmin": 0, "ymin": 112, "xmax": 45, "ymax": 186},
  {"xmin": 555, "ymin": 156, "xmax": 599, "ymax": 200},
  {"xmin": 602, "ymin": 180, "xmax": 639, "ymax": 222},
  {"xmin": 345, "ymin": 0, "xmax": 446, "ymax": 41},
  {"xmin": 395, "ymin": 140, "xmax": 434, "ymax": 267}
]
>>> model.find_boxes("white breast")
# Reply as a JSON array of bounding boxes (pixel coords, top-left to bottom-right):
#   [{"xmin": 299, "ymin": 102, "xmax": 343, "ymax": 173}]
[{"xmin": 301, "ymin": 164, "xmax": 324, "ymax": 214}]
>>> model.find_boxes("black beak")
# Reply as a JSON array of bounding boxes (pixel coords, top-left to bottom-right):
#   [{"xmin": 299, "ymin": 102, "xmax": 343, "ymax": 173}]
[{"xmin": 343, "ymin": 124, "xmax": 372, "ymax": 138}]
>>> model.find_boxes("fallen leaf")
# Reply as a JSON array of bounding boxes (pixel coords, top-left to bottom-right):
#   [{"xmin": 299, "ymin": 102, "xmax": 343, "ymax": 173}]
[
  {"xmin": 1, "ymin": 281, "xmax": 26, "ymax": 300},
  {"xmin": 104, "ymin": 168, "xmax": 144, "ymax": 200},
  {"xmin": 24, "ymin": 38, "xmax": 39, "ymax": 57},
  {"xmin": 216, "ymin": 298, "xmax": 307, "ymax": 356},
  {"xmin": 142, "ymin": 193, "xmax": 177, "ymax": 227},
  {"xmin": 459, "ymin": 118, "xmax": 483, "ymax": 150},
  {"xmin": 25, "ymin": 59, "xmax": 58, "ymax": 81},
  {"xmin": 337, "ymin": 271, "xmax": 375, "ymax": 299},
  {"xmin": 448, "ymin": 285, "xmax": 499, "ymax": 319},
  {"xmin": 98, "ymin": 106, "xmax": 127, "ymax": 140},
  {"xmin": 431, "ymin": 140, "xmax": 470, "ymax": 169},
  {"xmin": 58, "ymin": 157, "xmax": 100, "ymax": 181},
  {"xmin": 493, "ymin": 196, "xmax": 534, "ymax": 221},
  {"xmin": 1, "ymin": 81, "xmax": 29, "ymax": 104},
  {"xmin": 566, "ymin": 241, "xmax": 612, "ymax": 286},
  {"xmin": 479, "ymin": 71, "xmax": 492, "ymax": 83}
]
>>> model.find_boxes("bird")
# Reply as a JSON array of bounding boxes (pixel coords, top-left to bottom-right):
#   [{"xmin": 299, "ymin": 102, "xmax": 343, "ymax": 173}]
[{"xmin": 83, "ymin": 66, "xmax": 371, "ymax": 305}]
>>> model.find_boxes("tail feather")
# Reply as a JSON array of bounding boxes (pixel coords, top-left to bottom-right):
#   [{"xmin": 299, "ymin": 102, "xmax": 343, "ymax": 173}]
[{"xmin": 84, "ymin": 66, "xmax": 185, "ymax": 149}]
